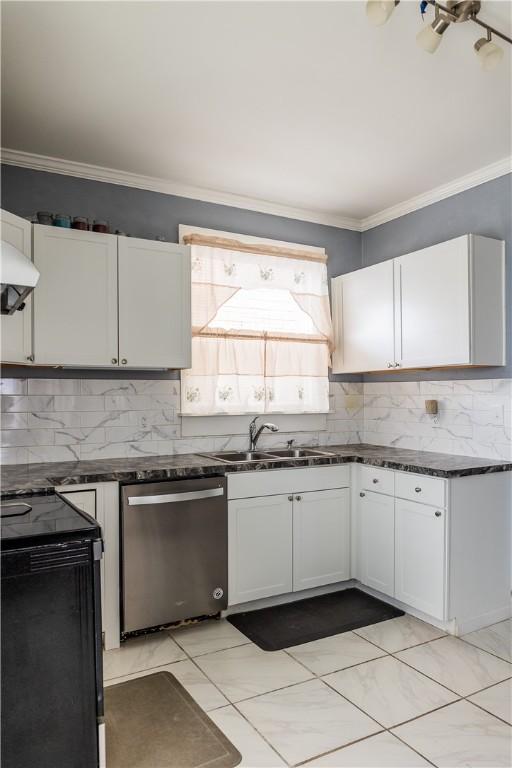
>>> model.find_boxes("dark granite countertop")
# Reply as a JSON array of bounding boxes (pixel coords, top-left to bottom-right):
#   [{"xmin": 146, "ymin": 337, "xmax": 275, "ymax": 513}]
[{"xmin": 1, "ymin": 444, "xmax": 510, "ymax": 498}]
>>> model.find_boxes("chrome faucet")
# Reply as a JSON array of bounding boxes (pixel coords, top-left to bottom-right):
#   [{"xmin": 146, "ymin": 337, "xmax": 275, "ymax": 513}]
[{"xmin": 249, "ymin": 416, "xmax": 279, "ymax": 451}]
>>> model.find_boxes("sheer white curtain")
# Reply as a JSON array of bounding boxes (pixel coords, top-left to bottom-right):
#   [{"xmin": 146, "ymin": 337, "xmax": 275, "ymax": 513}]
[{"xmin": 181, "ymin": 236, "xmax": 332, "ymax": 416}]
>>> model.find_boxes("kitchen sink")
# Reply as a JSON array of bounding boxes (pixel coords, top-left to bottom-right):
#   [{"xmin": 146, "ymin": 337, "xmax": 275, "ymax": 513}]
[
  {"xmin": 210, "ymin": 451, "xmax": 278, "ymax": 463},
  {"xmin": 203, "ymin": 448, "xmax": 335, "ymax": 464},
  {"xmin": 268, "ymin": 448, "xmax": 335, "ymax": 458}
]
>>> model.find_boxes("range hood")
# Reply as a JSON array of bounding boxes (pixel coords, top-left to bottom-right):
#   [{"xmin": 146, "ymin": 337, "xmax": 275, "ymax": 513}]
[{"xmin": 0, "ymin": 240, "xmax": 40, "ymax": 314}]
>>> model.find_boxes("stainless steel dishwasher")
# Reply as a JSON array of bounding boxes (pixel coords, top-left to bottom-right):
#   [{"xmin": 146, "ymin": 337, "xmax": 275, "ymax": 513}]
[{"xmin": 121, "ymin": 476, "xmax": 227, "ymax": 635}]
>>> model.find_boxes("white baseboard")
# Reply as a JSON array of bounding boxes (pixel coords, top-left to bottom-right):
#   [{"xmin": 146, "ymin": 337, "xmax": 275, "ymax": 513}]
[
  {"xmin": 223, "ymin": 579, "xmax": 357, "ymax": 616},
  {"xmin": 453, "ymin": 604, "xmax": 512, "ymax": 636}
]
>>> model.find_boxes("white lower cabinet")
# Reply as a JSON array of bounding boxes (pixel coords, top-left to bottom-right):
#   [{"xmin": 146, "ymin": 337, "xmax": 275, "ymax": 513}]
[
  {"xmin": 225, "ymin": 464, "xmax": 509, "ymax": 633},
  {"xmin": 58, "ymin": 482, "xmax": 121, "ymax": 651},
  {"xmin": 227, "ymin": 467, "xmax": 350, "ymax": 607},
  {"xmin": 293, "ymin": 488, "xmax": 350, "ymax": 591},
  {"xmin": 359, "ymin": 490, "xmax": 394, "ymax": 598},
  {"xmin": 228, "ymin": 494, "xmax": 293, "ymax": 605},
  {"xmin": 395, "ymin": 498, "xmax": 446, "ymax": 620}
]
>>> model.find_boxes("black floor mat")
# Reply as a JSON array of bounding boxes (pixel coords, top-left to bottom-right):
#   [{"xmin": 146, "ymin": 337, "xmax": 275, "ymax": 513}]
[{"xmin": 227, "ymin": 588, "xmax": 404, "ymax": 651}]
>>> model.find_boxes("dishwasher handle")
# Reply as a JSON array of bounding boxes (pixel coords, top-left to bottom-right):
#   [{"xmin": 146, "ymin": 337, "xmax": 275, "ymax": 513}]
[{"xmin": 127, "ymin": 487, "xmax": 224, "ymax": 506}]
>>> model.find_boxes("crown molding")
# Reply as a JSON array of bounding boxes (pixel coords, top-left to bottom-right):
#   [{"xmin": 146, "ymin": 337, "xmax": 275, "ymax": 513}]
[
  {"xmin": 0, "ymin": 148, "xmax": 361, "ymax": 231},
  {"xmin": 1, "ymin": 147, "xmax": 510, "ymax": 234},
  {"xmin": 359, "ymin": 156, "xmax": 512, "ymax": 231}
]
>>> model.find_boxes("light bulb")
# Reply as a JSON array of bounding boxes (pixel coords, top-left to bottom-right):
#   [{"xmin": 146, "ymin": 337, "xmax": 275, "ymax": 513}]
[
  {"xmin": 366, "ymin": 1, "xmax": 397, "ymax": 26},
  {"xmin": 416, "ymin": 16, "xmax": 450, "ymax": 53},
  {"xmin": 474, "ymin": 37, "xmax": 504, "ymax": 71}
]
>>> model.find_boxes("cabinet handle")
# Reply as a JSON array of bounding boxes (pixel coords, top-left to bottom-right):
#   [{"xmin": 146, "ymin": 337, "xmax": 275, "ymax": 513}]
[
  {"xmin": 435, "ymin": 511, "xmax": 442, "ymax": 517},
  {"xmin": 415, "ymin": 487, "xmax": 422, "ymax": 493},
  {"xmin": 372, "ymin": 478, "xmax": 379, "ymax": 484},
  {"xmin": 387, "ymin": 362, "xmax": 393, "ymax": 368},
  {"xmin": 26, "ymin": 354, "xmax": 34, "ymax": 362},
  {"xmin": 359, "ymin": 492, "xmax": 365, "ymax": 497},
  {"xmin": 295, "ymin": 495, "xmax": 302, "ymax": 501},
  {"xmin": 288, "ymin": 495, "xmax": 293, "ymax": 502},
  {"xmin": 111, "ymin": 358, "xmax": 118, "ymax": 364},
  {"xmin": 121, "ymin": 359, "xmax": 128, "ymax": 365},
  {"xmin": 394, "ymin": 362, "xmax": 401, "ymax": 368}
]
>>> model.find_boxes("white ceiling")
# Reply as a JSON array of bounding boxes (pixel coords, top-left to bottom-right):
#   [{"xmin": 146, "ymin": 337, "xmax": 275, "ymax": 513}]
[{"xmin": 1, "ymin": 1, "xmax": 511, "ymax": 222}]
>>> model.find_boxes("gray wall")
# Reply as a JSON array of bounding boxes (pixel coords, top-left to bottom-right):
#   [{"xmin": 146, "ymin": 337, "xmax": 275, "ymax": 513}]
[
  {"xmin": 1, "ymin": 165, "xmax": 510, "ymax": 382},
  {"xmin": 0, "ymin": 164, "xmax": 362, "ymax": 380},
  {"xmin": 362, "ymin": 173, "xmax": 512, "ymax": 381}
]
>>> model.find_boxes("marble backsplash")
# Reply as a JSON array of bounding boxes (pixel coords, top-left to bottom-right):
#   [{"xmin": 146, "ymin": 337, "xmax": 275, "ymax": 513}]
[
  {"xmin": 1, "ymin": 377, "xmax": 510, "ymax": 465},
  {"xmin": 363, "ymin": 378, "xmax": 512, "ymax": 461},
  {"xmin": 0, "ymin": 379, "xmax": 363, "ymax": 465}
]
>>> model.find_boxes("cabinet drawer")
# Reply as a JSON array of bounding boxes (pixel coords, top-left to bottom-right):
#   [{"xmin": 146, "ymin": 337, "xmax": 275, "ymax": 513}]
[
  {"xmin": 359, "ymin": 465, "xmax": 394, "ymax": 496},
  {"xmin": 395, "ymin": 472, "xmax": 445, "ymax": 508},
  {"xmin": 227, "ymin": 465, "xmax": 350, "ymax": 500}
]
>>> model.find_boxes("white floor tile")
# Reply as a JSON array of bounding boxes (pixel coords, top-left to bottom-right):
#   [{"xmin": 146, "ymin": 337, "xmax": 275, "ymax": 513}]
[
  {"xmin": 463, "ymin": 619, "xmax": 512, "ymax": 663},
  {"xmin": 303, "ymin": 731, "xmax": 430, "ymax": 767},
  {"xmin": 237, "ymin": 678, "xmax": 381, "ymax": 766},
  {"xmin": 354, "ymin": 614, "xmax": 445, "ymax": 653},
  {"xmin": 323, "ymin": 655, "xmax": 457, "ymax": 728},
  {"xmin": 194, "ymin": 643, "xmax": 312, "ymax": 702},
  {"xmin": 103, "ymin": 658, "xmax": 229, "ymax": 711},
  {"xmin": 103, "ymin": 631, "xmax": 186, "ymax": 680},
  {"xmin": 169, "ymin": 618, "xmax": 250, "ymax": 657},
  {"xmin": 209, "ymin": 706, "xmax": 286, "ymax": 767},
  {"xmin": 396, "ymin": 635, "xmax": 512, "ymax": 696},
  {"xmin": 286, "ymin": 631, "xmax": 386, "ymax": 676},
  {"xmin": 392, "ymin": 700, "xmax": 512, "ymax": 767},
  {"xmin": 469, "ymin": 679, "xmax": 512, "ymax": 724}
]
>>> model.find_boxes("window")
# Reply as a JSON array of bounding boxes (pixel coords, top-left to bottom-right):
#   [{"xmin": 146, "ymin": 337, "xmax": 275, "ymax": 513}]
[{"xmin": 180, "ymin": 232, "xmax": 332, "ymax": 416}]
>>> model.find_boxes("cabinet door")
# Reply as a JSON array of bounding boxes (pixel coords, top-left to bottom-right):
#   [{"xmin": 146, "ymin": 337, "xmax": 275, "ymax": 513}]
[
  {"xmin": 33, "ymin": 226, "xmax": 118, "ymax": 366},
  {"xmin": 228, "ymin": 494, "xmax": 292, "ymax": 605},
  {"xmin": 395, "ymin": 237, "xmax": 470, "ymax": 368},
  {"xmin": 359, "ymin": 491, "xmax": 394, "ymax": 598},
  {"xmin": 1, "ymin": 210, "xmax": 33, "ymax": 363},
  {"xmin": 331, "ymin": 261, "xmax": 394, "ymax": 373},
  {"xmin": 293, "ymin": 488, "xmax": 350, "ymax": 591},
  {"xmin": 395, "ymin": 498, "xmax": 446, "ymax": 619},
  {"xmin": 118, "ymin": 238, "xmax": 191, "ymax": 368}
]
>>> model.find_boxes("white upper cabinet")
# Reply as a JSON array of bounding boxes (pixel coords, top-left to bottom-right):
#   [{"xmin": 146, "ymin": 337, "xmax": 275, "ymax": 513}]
[
  {"xmin": 395, "ymin": 235, "xmax": 505, "ymax": 369},
  {"xmin": 3, "ymin": 221, "xmax": 192, "ymax": 369},
  {"xmin": 331, "ymin": 261, "xmax": 394, "ymax": 373},
  {"xmin": 1, "ymin": 210, "xmax": 33, "ymax": 364},
  {"xmin": 118, "ymin": 238, "xmax": 191, "ymax": 369},
  {"xmin": 33, "ymin": 226, "xmax": 118, "ymax": 366},
  {"xmin": 332, "ymin": 234, "xmax": 505, "ymax": 373}
]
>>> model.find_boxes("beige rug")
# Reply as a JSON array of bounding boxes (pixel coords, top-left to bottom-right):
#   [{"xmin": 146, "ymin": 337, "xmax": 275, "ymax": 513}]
[{"xmin": 105, "ymin": 671, "xmax": 242, "ymax": 768}]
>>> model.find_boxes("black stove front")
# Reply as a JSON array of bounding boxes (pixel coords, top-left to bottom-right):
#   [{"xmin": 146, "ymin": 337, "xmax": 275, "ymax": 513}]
[{"xmin": 1, "ymin": 493, "xmax": 104, "ymax": 768}]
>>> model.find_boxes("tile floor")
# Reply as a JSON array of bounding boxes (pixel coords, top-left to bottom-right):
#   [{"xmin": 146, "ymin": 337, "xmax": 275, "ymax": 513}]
[{"xmin": 103, "ymin": 615, "xmax": 512, "ymax": 767}]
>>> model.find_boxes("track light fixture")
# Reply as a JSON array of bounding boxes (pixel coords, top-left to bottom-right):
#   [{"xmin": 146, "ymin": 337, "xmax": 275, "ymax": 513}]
[
  {"xmin": 366, "ymin": 0, "xmax": 511, "ymax": 68},
  {"xmin": 416, "ymin": 5, "xmax": 451, "ymax": 53},
  {"xmin": 474, "ymin": 29, "xmax": 504, "ymax": 70},
  {"xmin": 366, "ymin": 1, "xmax": 399, "ymax": 26}
]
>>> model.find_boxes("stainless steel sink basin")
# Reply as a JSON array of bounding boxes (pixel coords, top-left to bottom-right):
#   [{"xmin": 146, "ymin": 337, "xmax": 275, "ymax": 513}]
[
  {"xmin": 209, "ymin": 451, "xmax": 277, "ymax": 464},
  {"xmin": 203, "ymin": 448, "xmax": 335, "ymax": 464},
  {"xmin": 268, "ymin": 448, "xmax": 335, "ymax": 458}
]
